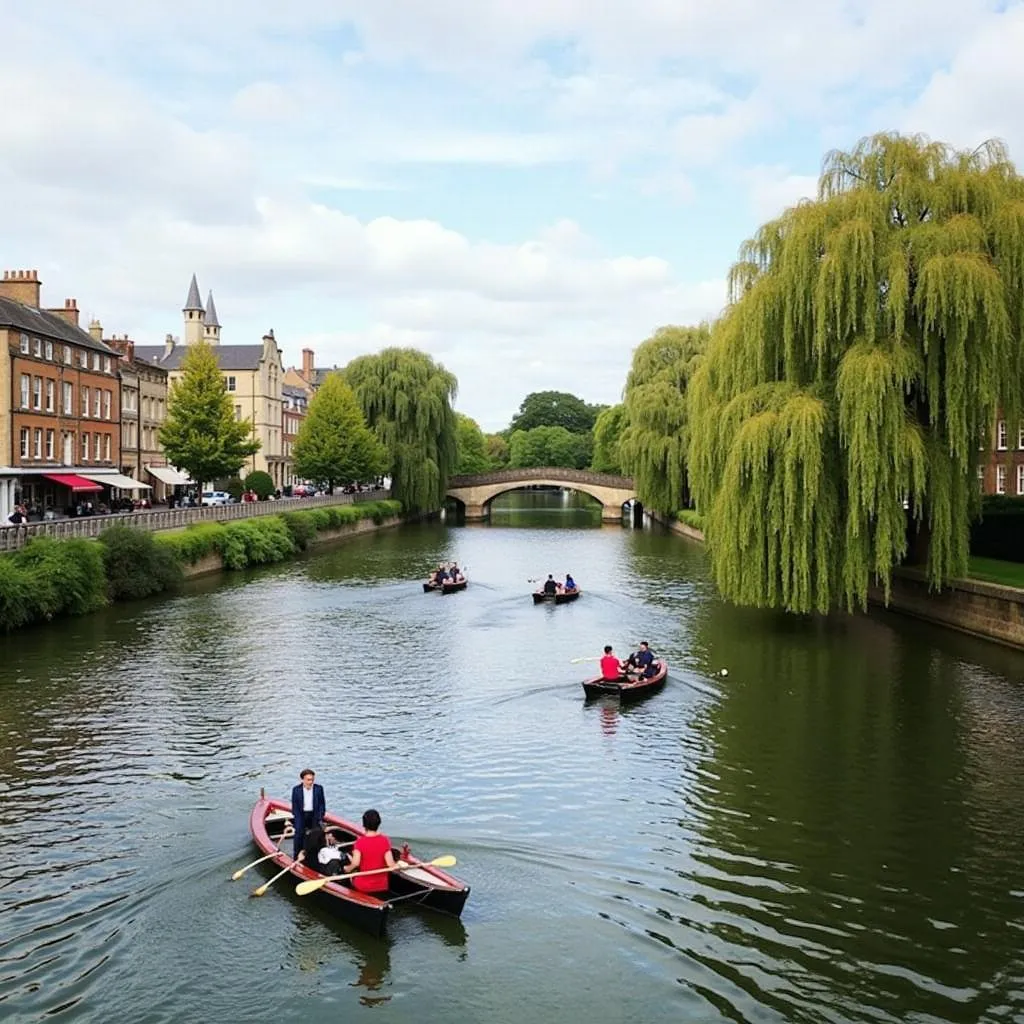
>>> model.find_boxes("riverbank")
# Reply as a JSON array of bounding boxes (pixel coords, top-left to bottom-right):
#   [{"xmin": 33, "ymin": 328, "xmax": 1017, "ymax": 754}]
[
  {"xmin": 651, "ymin": 510, "xmax": 1024, "ymax": 651},
  {"xmin": 0, "ymin": 499, "xmax": 406, "ymax": 632}
]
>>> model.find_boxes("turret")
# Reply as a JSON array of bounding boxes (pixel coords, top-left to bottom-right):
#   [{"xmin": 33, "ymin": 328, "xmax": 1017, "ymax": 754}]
[
  {"xmin": 183, "ymin": 273, "xmax": 204, "ymax": 345},
  {"xmin": 203, "ymin": 290, "xmax": 221, "ymax": 344}
]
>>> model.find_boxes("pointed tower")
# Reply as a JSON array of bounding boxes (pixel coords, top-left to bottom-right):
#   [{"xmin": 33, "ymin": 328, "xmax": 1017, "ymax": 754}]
[
  {"xmin": 203, "ymin": 290, "xmax": 221, "ymax": 345},
  {"xmin": 183, "ymin": 274, "xmax": 204, "ymax": 345}
]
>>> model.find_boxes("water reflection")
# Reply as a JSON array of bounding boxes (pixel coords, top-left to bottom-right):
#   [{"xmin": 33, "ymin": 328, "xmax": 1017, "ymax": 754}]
[{"xmin": 487, "ymin": 488, "xmax": 604, "ymax": 528}]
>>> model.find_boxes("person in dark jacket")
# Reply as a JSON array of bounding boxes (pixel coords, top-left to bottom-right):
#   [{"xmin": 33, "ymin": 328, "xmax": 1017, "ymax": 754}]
[{"xmin": 290, "ymin": 769, "xmax": 326, "ymax": 859}]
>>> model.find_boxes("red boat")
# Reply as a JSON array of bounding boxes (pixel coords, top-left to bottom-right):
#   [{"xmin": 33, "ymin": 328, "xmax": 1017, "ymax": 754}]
[
  {"xmin": 248, "ymin": 794, "xmax": 470, "ymax": 937},
  {"xmin": 581, "ymin": 659, "xmax": 668, "ymax": 702}
]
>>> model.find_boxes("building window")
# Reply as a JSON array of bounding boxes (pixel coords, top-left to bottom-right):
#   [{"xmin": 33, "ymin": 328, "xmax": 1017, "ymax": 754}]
[
  {"xmin": 63, "ymin": 433, "xmax": 73, "ymax": 464},
  {"xmin": 82, "ymin": 386, "xmax": 90, "ymax": 417},
  {"xmin": 33, "ymin": 337, "xmax": 41, "ymax": 357},
  {"xmin": 20, "ymin": 428, "xmax": 29, "ymax": 459},
  {"xmin": 94, "ymin": 434, "xmax": 102, "ymax": 461},
  {"xmin": 45, "ymin": 429, "xmax": 55, "ymax": 460},
  {"xmin": 93, "ymin": 390, "xmax": 101, "ymax": 418},
  {"xmin": 32, "ymin": 376, "xmax": 42, "ymax": 410},
  {"xmin": 44, "ymin": 340, "xmax": 53, "ymax": 360},
  {"xmin": 997, "ymin": 420, "xmax": 1008, "ymax": 451},
  {"xmin": 104, "ymin": 434, "xmax": 112, "ymax": 461},
  {"xmin": 1018, "ymin": 464, "xmax": 1024, "ymax": 496},
  {"xmin": 20, "ymin": 334, "xmax": 29, "ymax": 354},
  {"xmin": 20, "ymin": 374, "xmax": 29, "ymax": 408},
  {"xmin": 92, "ymin": 352, "xmax": 100, "ymax": 371},
  {"xmin": 235, "ymin": 404, "xmax": 242, "ymax": 421},
  {"xmin": 997, "ymin": 464, "xmax": 1007, "ymax": 494},
  {"xmin": 103, "ymin": 390, "xmax": 112, "ymax": 419},
  {"xmin": 63, "ymin": 381, "xmax": 73, "ymax": 413},
  {"xmin": 45, "ymin": 379, "xmax": 55, "ymax": 412},
  {"xmin": 81, "ymin": 433, "xmax": 89, "ymax": 461},
  {"xmin": 80, "ymin": 350, "xmax": 88, "ymax": 368},
  {"xmin": 33, "ymin": 428, "xmax": 42, "ymax": 460},
  {"xmin": 227, "ymin": 375, "xmax": 236, "ymax": 391},
  {"xmin": 64, "ymin": 345, "xmax": 72, "ymax": 365},
  {"xmin": 103, "ymin": 356, "xmax": 111, "ymax": 374}
]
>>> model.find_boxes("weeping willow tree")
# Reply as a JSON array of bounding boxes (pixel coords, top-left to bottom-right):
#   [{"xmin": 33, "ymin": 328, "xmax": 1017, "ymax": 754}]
[
  {"xmin": 343, "ymin": 348, "xmax": 458, "ymax": 513},
  {"xmin": 689, "ymin": 133, "xmax": 1024, "ymax": 614},
  {"xmin": 619, "ymin": 325, "xmax": 710, "ymax": 511}
]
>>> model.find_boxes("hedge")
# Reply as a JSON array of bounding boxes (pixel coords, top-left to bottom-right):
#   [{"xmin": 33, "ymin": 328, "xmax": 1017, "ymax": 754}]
[
  {"xmin": 0, "ymin": 499, "xmax": 404, "ymax": 632},
  {"xmin": 676, "ymin": 509, "xmax": 705, "ymax": 531}
]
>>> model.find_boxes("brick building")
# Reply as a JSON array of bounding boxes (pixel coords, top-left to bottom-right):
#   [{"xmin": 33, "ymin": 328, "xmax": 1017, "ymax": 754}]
[
  {"xmin": 282, "ymin": 384, "xmax": 308, "ymax": 487},
  {"xmin": 981, "ymin": 417, "xmax": 1024, "ymax": 497}
]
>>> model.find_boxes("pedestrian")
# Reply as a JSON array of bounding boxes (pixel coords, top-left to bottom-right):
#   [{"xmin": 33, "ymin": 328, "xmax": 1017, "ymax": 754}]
[{"xmin": 290, "ymin": 769, "xmax": 326, "ymax": 859}]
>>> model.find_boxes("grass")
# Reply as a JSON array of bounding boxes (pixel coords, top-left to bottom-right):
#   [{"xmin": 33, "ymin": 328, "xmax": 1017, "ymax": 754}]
[{"xmin": 966, "ymin": 556, "xmax": 1024, "ymax": 589}]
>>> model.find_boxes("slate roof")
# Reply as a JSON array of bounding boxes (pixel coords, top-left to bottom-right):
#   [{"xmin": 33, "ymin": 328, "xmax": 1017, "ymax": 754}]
[
  {"xmin": 0, "ymin": 296, "xmax": 118, "ymax": 355},
  {"xmin": 282, "ymin": 384, "xmax": 309, "ymax": 400},
  {"xmin": 204, "ymin": 291, "xmax": 220, "ymax": 327},
  {"xmin": 134, "ymin": 343, "xmax": 266, "ymax": 371},
  {"xmin": 184, "ymin": 274, "xmax": 203, "ymax": 311}
]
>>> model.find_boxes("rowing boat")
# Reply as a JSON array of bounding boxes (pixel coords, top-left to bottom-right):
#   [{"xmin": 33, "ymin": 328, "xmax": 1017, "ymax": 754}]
[
  {"xmin": 581, "ymin": 659, "xmax": 668, "ymax": 702},
  {"xmin": 423, "ymin": 578, "xmax": 468, "ymax": 594},
  {"xmin": 248, "ymin": 794, "xmax": 470, "ymax": 936},
  {"xmin": 532, "ymin": 589, "xmax": 581, "ymax": 604}
]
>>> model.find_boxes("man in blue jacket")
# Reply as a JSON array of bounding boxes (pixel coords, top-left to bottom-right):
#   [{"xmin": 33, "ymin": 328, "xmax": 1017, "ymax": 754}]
[{"xmin": 290, "ymin": 768, "xmax": 326, "ymax": 858}]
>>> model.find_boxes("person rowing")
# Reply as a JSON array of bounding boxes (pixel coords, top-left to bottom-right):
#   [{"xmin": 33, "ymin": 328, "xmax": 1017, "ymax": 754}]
[
  {"xmin": 542, "ymin": 574, "xmax": 558, "ymax": 596},
  {"xmin": 600, "ymin": 645, "xmax": 624, "ymax": 681},
  {"xmin": 625, "ymin": 641, "xmax": 655, "ymax": 677}
]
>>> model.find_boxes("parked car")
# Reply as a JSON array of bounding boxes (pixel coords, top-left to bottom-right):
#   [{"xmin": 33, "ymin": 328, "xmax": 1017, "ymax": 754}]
[
  {"xmin": 292, "ymin": 485, "xmax": 318, "ymax": 497},
  {"xmin": 201, "ymin": 490, "xmax": 233, "ymax": 506}
]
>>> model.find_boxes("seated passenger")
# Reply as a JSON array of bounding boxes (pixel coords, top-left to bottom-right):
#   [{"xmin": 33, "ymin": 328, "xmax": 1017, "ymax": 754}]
[
  {"xmin": 542, "ymin": 575, "xmax": 558, "ymax": 595},
  {"xmin": 600, "ymin": 645, "xmax": 623, "ymax": 681},
  {"xmin": 344, "ymin": 809, "xmax": 401, "ymax": 893},
  {"xmin": 564, "ymin": 573, "xmax": 577, "ymax": 592},
  {"xmin": 641, "ymin": 659, "xmax": 660, "ymax": 680}
]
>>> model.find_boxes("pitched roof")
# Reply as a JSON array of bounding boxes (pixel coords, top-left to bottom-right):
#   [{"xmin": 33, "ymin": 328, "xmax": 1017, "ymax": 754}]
[
  {"xmin": 134, "ymin": 343, "xmax": 265, "ymax": 371},
  {"xmin": 183, "ymin": 274, "xmax": 203, "ymax": 311},
  {"xmin": 282, "ymin": 383, "xmax": 309, "ymax": 399},
  {"xmin": 204, "ymin": 290, "xmax": 220, "ymax": 327},
  {"xmin": 0, "ymin": 296, "xmax": 118, "ymax": 355}
]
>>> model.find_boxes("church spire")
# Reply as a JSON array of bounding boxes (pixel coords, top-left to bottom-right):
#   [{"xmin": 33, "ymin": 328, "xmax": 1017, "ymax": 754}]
[
  {"xmin": 203, "ymin": 290, "xmax": 220, "ymax": 327},
  {"xmin": 183, "ymin": 273, "xmax": 203, "ymax": 312}
]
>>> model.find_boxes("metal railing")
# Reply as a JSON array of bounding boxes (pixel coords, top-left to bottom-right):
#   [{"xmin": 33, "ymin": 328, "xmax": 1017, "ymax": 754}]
[{"xmin": 0, "ymin": 489, "xmax": 391, "ymax": 553}]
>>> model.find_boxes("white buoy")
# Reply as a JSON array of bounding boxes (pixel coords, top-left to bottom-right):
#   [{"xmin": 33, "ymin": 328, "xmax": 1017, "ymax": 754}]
[{"xmin": 720, "ymin": 668, "xmax": 729, "ymax": 677}]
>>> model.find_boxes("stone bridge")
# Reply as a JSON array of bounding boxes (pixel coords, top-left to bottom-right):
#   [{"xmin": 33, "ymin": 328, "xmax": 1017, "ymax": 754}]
[{"xmin": 446, "ymin": 467, "xmax": 637, "ymax": 522}]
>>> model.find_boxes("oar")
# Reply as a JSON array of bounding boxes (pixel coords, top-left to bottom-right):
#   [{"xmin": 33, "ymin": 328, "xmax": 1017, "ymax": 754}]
[
  {"xmin": 295, "ymin": 855, "xmax": 457, "ymax": 897},
  {"xmin": 570, "ymin": 656, "xmax": 602, "ymax": 664},
  {"xmin": 252, "ymin": 860, "xmax": 296, "ymax": 897},
  {"xmin": 231, "ymin": 828, "xmax": 295, "ymax": 880}
]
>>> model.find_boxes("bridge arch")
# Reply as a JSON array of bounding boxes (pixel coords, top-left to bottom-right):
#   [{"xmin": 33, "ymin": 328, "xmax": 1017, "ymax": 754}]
[{"xmin": 446, "ymin": 467, "xmax": 637, "ymax": 522}]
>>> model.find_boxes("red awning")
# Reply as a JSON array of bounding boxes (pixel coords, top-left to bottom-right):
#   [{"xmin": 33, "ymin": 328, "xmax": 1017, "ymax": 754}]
[{"xmin": 43, "ymin": 473, "xmax": 103, "ymax": 492}]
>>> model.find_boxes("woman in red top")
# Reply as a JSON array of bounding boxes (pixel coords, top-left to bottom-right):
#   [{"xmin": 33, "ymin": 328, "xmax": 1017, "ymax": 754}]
[{"xmin": 344, "ymin": 809, "xmax": 400, "ymax": 893}]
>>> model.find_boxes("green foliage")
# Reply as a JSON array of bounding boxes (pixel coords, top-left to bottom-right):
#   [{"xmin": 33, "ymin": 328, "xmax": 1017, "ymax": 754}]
[
  {"xmin": 293, "ymin": 372, "xmax": 385, "ymax": 489},
  {"xmin": 591, "ymin": 404, "xmax": 628, "ymax": 475},
  {"xmin": 155, "ymin": 522, "xmax": 224, "ymax": 565},
  {"xmin": 508, "ymin": 426, "xmax": 593, "ymax": 469},
  {"xmin": 225, "ymin": 477, "xmax": 244, "ymax": 501},
  {"xmin": 509, "ymin": 391, "xmax": 601, "ymax": 434},
  {"xmin": 281, "ymin": 511, "xmax": 317, "ymax": 550},
  {"xmin": 159, "ymin": 341, "xmax": 261, "ymax": 489},
  {"xmin": 99, "ymin": 526, "xmax": 182, "ymax": 600},
  {"xmin": 485, "ymin": 433, "xmax": 510, "ymax": 467},
  {"xmin": 689, "ymin": 132, "xmax": 1024, "ymax": 613},
  {"xmin": 676, "ymin": 509, "xmax": 706, "ymax": 531},
  {"xmin": 218, "ymin": 517, "xmax": 294, "ymax": 570},
  {"xmin": 0, "ymin": 557, "xmax": 34, "ymax": 631},
  {"xmin": 455, "ymin": 414, "xmax": 492, "ymax": 474},
  {"xmin": 344, "ymin": 348, "xmax": 458, "ymax": 513},
  {"xmin": 619, "ymin": 325, "xmax": 709, "ymax": 513},
  {"xmin": 243, "ymin": 471, "xmax": 275, "ymax": 500}
]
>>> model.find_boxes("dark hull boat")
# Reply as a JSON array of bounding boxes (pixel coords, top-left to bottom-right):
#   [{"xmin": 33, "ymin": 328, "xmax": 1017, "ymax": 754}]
[
  {"xmin": 423, "ymin": 578, "xmax": 468, "ymax": 594},
  {"xmin": 532, "ymin": 589, "xmax": 581, "ymax": 605},
  {"xmin": 248, "ymin": 795, "xmax": 470, "ymax": 937},
  {"xmin": 582, "ymin": 660, "xmax": 668, "ymax": 702}
]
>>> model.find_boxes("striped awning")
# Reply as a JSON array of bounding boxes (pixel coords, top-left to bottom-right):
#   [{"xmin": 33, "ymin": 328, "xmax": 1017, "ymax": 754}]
[{"xmin": 79, "ymin": 472, "xmax": 152, "ymax": 491}]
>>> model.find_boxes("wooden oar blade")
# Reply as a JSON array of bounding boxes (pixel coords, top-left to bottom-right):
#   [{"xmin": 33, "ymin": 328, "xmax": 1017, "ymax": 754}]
[
  {"xmin": 429, "ymin": 855, "xmax": 457, "ymax": 868},
  {"xmin": 295, "ymin": 877, "xmax": 332, "ymax": 897}
]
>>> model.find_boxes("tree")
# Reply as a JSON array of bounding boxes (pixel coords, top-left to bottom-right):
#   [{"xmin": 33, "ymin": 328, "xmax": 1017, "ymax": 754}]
[
  {"xmin": 455, "ymin": 413, "xmax": 491, "ymax": 474},
  {"xmin": 159, "ymin": 341, "xmax": 260, "ymax": 489},
  {"xmin": 509, "ymin": 391, "xmax": 600, "ymax": 434},
  {"xmin": 508, "ymin": 425, "xmax": 592, "ymax": 469},
  {"xmin": 688, "ymin": 133, "xmax": 1024, "ymax": 614},
  {"xmin": 485, "ymin": 433, "xmax": 510, "ymax": 467},
  {"xmin": 591, "ymin": 404, "xmax": 628, "ymax": 475},
  {"xmin": 292, "ymin": 372, "xmax": 384, "ymax": 492},
  {"xmin": 243, "ymin": 470, "xmax": 275, "ymax": 500},
  {"xmin": 344, "ymin": 348, "xmax": 458, "ymax": 513},
  {"xmin": 618, "ymin": 325, "xmax": 709, "ymax": 511}
]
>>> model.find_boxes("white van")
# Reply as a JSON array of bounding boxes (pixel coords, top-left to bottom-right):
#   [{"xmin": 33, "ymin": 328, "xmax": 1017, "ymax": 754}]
[{"xmin": 201, "ymin": 490, "xmax": 233, "ymax": 506}]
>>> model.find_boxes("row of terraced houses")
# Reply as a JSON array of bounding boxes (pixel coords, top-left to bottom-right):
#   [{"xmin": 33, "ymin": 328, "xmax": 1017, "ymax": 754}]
[{"xmin": 0, "ymin": 269, "xmax": 336, "ymax": 522}]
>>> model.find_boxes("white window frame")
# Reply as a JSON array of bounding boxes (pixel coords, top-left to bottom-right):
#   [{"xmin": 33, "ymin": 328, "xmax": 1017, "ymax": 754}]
[
  {"xmin": 19, "ymin": 334, "xmax": 29, "ymax": 354},
  {"xmin": 63, "ymin": 432, "xmax": 73, "ymax": 464},
  {"xmin": 81, "ymin": 386, "xmax": 90, "ymax": 417},
  {"xmin": 227, "ymin": 375, "xmax": 237, "ymax": 391},
  {"xmin": 997, "ymin": 420, "xmax": 1008, "ymax": 451},
  {"xmin": 20, "ymin": 374, "xmax": 29, "ymax": 408},
  {"xmin": 104, "ymin": 434, "xmax": 111, "ymax": 461},
  {"xmin": 33, "ymin": 428, "xmax": 42, "ymax": 460},
  {"xmin": 92, "ymin": 352, "xmax": 100, "ymax": 371},
  {"xmin": 103, "ymin": 389, "xmax": 111, "ymax": 420},
  {"xmin": 103, "ymin": 356, "xmax": 111, "ymax": 374},
  {"xmin": 93, "ymin": 390, "xmax": 101, "ymax": 418},
  {"xmin": 32, "ymin": 376, "xmax": 41, "ymax": 410},
  {"xmin": 1017, "ymin": 464, "xmax": 1024, "ymax": 496},
  {"xmin": 63, "ymin": 345, "xmax": 72, "ymax": 365},
  {"xmin": 45, "ymin": 340, "xmax": 53, "ymax": 360},
  {"xmin": 45, "ymin": 379, "xmax": 54, "ymax": 412},
  {"xmin": 996, "ymin": 464, "xmax": 1007, "ymax": 494},
  {"xmin": 81, "ymin": 432, "xmax": 90, "ymax": 462},
  {"xmin": 20, "ymin": 428, "xmax": 29, "ymax": 460},
  {"xmin": 94, "ymin": 433, "xmax": 102, "ymax": 461},
  {"xmin": 63, "ymin": 381, "xmax": 73, "ymax": 414},
  {"xmin": 32, "ymin": 337, "xmax": 41, "ymax": 357},
  {"xmin": 45, "ymin": 429, "xmax": 54, "ymax": 460}
]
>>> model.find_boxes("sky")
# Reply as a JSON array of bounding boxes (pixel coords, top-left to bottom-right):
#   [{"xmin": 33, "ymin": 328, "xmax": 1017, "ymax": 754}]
[{"xmin": 4, "ymin": 2, "xmax": 1024, "ymax": 431}]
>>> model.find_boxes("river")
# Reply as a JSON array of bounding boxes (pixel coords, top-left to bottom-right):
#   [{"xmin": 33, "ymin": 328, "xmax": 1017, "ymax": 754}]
[{"xmin": 2, "ymin": 490, "xmax": 1024, "ymax": 1023}]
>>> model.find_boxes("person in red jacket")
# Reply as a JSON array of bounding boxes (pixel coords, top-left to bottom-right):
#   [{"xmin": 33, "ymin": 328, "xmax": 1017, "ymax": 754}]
[
  {"xmin": 344, "ymin": 809, "xmax": 400, "ymax": 893},
  {"xmin": 600, "ymin": 645, "xmax": 623, "ymax": 681}
]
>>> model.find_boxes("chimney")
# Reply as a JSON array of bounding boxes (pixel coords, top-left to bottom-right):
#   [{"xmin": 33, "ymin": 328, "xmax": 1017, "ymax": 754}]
[
  {"xmin": 164, "ymin": 333, "xmax": 176, "ymax": 358},
  {"xmin": 88, "ymin": 318, "xmax": 103, "ymax": 341},
  {"xmin": 302, "ymin": 347, "xmax": 314, "ymax": 382},
  {"xmin": 48, "ymin": 297, "xmax": 80, "ymax": 327},
  {"xmin": 109, "ymin": 336, "xmax": 135, "ymax": 363},
  {"xmin": 0, "ymin": 269, "xmax": 42, "ymax": 307}
]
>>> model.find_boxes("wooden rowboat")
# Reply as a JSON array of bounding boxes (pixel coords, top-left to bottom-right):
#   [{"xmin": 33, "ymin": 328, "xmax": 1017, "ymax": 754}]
[
  {"xmin": 249, "ymin": 795, "xmax": 470, "ymax": 937},
  {"xmin": 423, "ymin": 578, "xmax": 468, "ymax": 594},
  {"xmin": 582, "ymin": 659, "xmax": 668, "ymax": 702},
  {"xmin": 532, "ymin": 589, "xmax": 581, "ymax": 605}
]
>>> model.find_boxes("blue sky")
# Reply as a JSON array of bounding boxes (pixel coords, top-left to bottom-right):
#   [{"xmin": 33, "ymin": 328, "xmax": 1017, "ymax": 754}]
[{"xmin": 4, "ymin": 1, "xmax": 1024, "ymax": 429}]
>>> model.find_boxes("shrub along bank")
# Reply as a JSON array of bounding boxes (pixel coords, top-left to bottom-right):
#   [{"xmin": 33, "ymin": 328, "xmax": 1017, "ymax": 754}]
[{"xmin": 0, "ymin": 499, "xmax": 402, "ymax": 632}]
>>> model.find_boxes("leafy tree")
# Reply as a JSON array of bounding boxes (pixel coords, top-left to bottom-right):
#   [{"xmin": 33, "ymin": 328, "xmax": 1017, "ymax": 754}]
[
  {"xmin": 243, "ymin": 470, "xmax": 275, "ymax": 500},
  {"xmin": 344, "ymin": 348, "xmax": 458, "ymax": 513},
  {"xmin": 591, "ymin": 404, "xmax": 628, "ymax": 475},
  {"xmin": 292, "ymin": 372, "xmax": 384, "ymax": 492},
  {"xmin": 509, "ymin": 390, "xmax": 600, "ymax": 434},
  {"xmin": 619, "ymin": 325, "xmax": 709, "ymax": 512},
  {"xmin": 508, "ymin": 425, "xmax": 592, "ymax": 469},
  {"xmin": 455, "ymin": 413, "xmax": 491, "ymax": 474},
  {"xmin": 159, "ymin": 341, "xmax": 260, "ymax": 489},
  {"xmin": 689, "ymin": 132, "xmax": 1024, "ymax": 614},
  {"xmin": 485, "ymin": 433, "xmax": 510, "ymax": 467}
]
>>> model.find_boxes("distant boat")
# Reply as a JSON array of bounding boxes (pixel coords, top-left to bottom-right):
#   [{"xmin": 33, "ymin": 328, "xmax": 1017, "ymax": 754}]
[
  {"xmin": 423, "ymin": 578, "xmax": 468, "ymax": 594},
  {"xmin": 582, "ymin": 660, "xmax": 668, "ymax": 702},
  {"xmin": 532, "ymin": 588, "xmax": 581, "ymax": 605}
]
